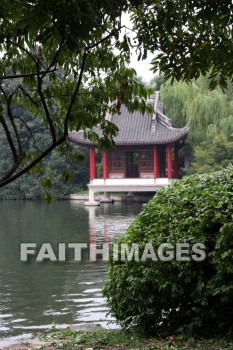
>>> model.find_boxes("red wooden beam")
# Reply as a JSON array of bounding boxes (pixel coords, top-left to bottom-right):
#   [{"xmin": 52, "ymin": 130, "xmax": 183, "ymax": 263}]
[
  {"xmin": 89, "ymin": 146, "xmax": 96, "ymax": 179},
  {"xmin": 103, "ymin": 150, "xmax": 108, "ymax": 179},
  {"xmin": 153, "ymin": 145, "xmax": 159, "ymax": 178},
  {"xmin": 174, "ymin": 145, "xmax": 179, "ymax": 178},
  {"xmin": 167, "ymin": 144, "xmax": 172, "ymax": 179}
]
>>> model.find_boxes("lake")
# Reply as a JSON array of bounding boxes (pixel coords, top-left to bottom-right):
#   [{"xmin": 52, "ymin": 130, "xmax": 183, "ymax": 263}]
[{"xmin": 0, "ymin": 200, "xmax": 142, "ymax": 346}]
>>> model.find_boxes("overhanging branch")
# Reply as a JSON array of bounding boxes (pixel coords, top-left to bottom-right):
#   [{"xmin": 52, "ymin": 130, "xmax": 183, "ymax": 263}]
[
  {"xmin": 0, "ymin": 22, "xmax": 127, "ymax": 188},
  {"xmin": 0, "ymin": 68, "xmax": 57, "ymax": 81},
  {"xmin": 37, "ymin": 59, "xmax": 57, "ymax": 143},
  {"xmin": 0, "ymin": 132, "xmax": 67, "ymax": 188},
  {"xmin": 64, "ymin": 48, "xmax": 88, "ymax": 133},
  {"xmin": 0, "ymin": 87, "xmax": 18, "ymax": 162}
]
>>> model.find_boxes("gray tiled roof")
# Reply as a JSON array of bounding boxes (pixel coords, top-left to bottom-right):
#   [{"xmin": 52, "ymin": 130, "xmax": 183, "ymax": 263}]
[{"xmin": 68, "ymin": 94, "xmax": 189, "ymax": 146}]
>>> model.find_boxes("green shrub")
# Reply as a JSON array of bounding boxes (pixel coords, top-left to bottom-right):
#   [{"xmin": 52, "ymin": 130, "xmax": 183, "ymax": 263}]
[{"xmin": 103, "ymin": 165, "xmax": 233, "ymax": 335}]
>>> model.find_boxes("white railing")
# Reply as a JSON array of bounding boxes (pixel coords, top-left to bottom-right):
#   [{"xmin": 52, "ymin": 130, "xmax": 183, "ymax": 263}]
[{"xmin": 91, "ymin": 178, "xmax": 174, "ymax": 186}]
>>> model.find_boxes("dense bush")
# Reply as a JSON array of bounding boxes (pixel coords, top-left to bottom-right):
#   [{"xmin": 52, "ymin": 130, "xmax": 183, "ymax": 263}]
[{"xmin": 103, "ymin": 165, "xmax": 233, "ymax": 335}]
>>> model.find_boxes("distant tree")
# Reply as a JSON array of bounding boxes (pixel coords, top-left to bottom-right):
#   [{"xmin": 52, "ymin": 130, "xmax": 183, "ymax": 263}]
[
  {"xmin": 161, "ymin": 77, "xmax": 233, "ymax": 143},
  {"xmin": 149, "ymin": 74, "xmax": 164, "ymax": 91},
  {"xmin": 190, "ymin": 134, "xmax": 233, "ymax": 174},
  {"xmin": 0, "ymin": 111, "xmax": 89, "ymax": 200}
]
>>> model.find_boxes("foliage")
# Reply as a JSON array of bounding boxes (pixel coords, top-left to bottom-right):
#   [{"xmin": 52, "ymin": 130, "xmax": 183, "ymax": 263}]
[
  {"xmin": 0, "ymin": 148, "xmax": 89, "ymax": 200},
  {"xmin": 0, "ymin": 0, "xmax": 153, "ymax": 188},
  {"xmin": 190, "ymin": 134, "xmax": 233, "ymax": 174},
  {"xmin": 159, "ymin": 76, "xmax": 233, "ymax": 172},
  {"xmin": 41, "ymin": 328, "xmax": 233, "ymax": 350},
  {"xmin": 132, "ymin": 1, "xmax": 233, "ymax": 89},
  {"xmin": 0, "ymin": 109, "xmax": 90, "ymax": 199},
  {"xmin": 103, "ymin": 165, "xmax": 233, "ymax": 335},
  {"xmin": 161, "ymin": 77, "xmax": 233, "ymax": 145},
  {"xmin": 0, "ymin": 1, "xmax": 232, "ymax": 188}
]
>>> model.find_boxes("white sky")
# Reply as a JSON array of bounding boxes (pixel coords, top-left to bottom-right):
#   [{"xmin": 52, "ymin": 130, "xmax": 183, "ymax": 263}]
[
  {"xmin": 130, "ymin": 51, "xmax": 155, "ymax": 83},
  {"xmin": 121, "ymin": 12, "xmax": 156, "ymax": 83}
]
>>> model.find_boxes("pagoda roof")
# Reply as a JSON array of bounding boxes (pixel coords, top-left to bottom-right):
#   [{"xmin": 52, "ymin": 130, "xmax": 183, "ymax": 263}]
[{"xmin": 68, "ymin": 92, "xmax": 189, "ymax": 146}]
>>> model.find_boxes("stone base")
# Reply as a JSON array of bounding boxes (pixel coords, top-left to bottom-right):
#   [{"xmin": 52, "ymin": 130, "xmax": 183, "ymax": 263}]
[
  {"xmin": 84, "ymin": 201, "xmax": 100, "ymax": 206},
  {"xmin": 99, "ymin": 193, "xmax": 114, "ymax": 203},
  {"xmin": 100, "ymin": 197, "xmax": 114, "ymax": 203}
]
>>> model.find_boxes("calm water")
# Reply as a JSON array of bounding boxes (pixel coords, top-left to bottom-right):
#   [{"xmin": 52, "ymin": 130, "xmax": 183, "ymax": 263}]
[{"xmin": 0, "ymin": 200, "xmax": 142, "ymax": 346}]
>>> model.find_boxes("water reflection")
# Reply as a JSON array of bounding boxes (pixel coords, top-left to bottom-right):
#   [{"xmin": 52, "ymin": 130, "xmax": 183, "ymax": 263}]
[{"xmin": 0, "ymin": 201, "xmax": 142, "ymax": 346}]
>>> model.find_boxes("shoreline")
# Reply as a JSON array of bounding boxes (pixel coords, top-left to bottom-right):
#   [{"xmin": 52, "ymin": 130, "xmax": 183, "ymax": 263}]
[
  {"xmin": 1, "ymin": 327, "xmax": 233, "ymax": 350},
  {"xmin": 0, "ymin": 324, "xmax": 102, "ymax": 350}
]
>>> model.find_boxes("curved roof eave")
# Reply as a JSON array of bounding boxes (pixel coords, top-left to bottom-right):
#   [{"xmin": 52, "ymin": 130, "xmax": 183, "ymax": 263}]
[{"xmin": 67, "ymin": 127, "xmax": 189, "ymax": 147}]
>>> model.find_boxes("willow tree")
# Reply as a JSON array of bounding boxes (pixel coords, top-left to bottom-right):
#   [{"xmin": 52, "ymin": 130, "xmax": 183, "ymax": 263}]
[
  {"xmin": 161, "ymin": 78, "xmax": 233, "ymax": 145},
  {"xmin": 190, "ymin": 134, "xmax": 233, "ymax": 174},
  {"xmin": 159, "ymin": 76, "xmax": 233, "ymax": 173},
  {"xmin": 0, "ymin": 0, "xmax": 232, "ymax": 188}
]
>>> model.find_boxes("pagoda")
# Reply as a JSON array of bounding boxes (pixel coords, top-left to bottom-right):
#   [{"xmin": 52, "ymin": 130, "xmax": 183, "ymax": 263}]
[{"xmin": 68, "ymin": 92, "xmax": 189, "ymax": 205}]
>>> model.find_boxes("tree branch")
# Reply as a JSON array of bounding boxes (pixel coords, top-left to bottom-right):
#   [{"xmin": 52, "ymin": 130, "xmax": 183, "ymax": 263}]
[
  {"xmin": 13, "ymin": 115, "xmax": 40, "ymax": 151},
  {"xmin": 19, "ymin": 85, "xmax": 39, "ymax": 107},
  {"xmin": 87, "ymin": 27, "xmax": 124, "ymax": 50},
  {"xmin": 0, "ymin": 132, "xmax": 67, "ymax": 188},
  {"xmin": 64, "ymin": 28, "xmax": 124, "ymax": 134},
  {"xmin": 64, "ymin": 48, "xmax": 88, "ymax": 133},
  {"xmin": 41, "ymin": 38, "xmax": 65, "ymax": 80},
  {"xmin": 7, "ymin": 40, "xmax": 37, "ymax": 64},
  {"xmin": 0, "ymin": 69, "xmax": 57, "ymax": 81},
  {"xmin": 0, "ymin": 115, "xmax": 18, "ymax": 162},
  {"xmin": 0, "ymin": 88, "xmax": 18, "ymax": 162},
  {"xmin": 1, "ymin": 85, "xmax": 24, "ymax": 155},
  {"xmin": 0, "ymin": 23, "xmax": 127, "ymax": 188},
  {"xmin": 0, "ymin": 153, "xmax": 25, "ymax": 182},
  {"xmin": 37, "ymin": 59, "xmax": 57, "ymax": 143},
  {"xmin": 7, "ymin": 88, "xmax": 24, "ymax": 154}
]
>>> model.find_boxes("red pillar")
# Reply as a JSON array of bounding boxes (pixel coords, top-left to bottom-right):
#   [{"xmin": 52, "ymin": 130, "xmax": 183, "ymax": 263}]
[
  {"xmin": 174, "ymin": 145, "xmax": 179, "ymax": 178},
  {"xmin": 89, "ymin": 146, "xmax": 96, "ymax": 179},
  {"xmin": 103, "ymin": 150, "xmax": 108, "ymax": 179},
  {"xmin": 167, "ymin": 144, "xmax": 172, "ymax": 179},
  {"xmin": 153, "ymin": 145, "xmax": 159, "ymax": 178}
]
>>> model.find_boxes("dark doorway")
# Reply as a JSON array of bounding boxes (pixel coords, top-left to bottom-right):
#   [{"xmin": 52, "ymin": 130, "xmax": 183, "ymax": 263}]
[
  {"xmin": 126, "ymin": 152, "xmax": 139, "ymax": 178},
  {"xmin": 158, "ymin": 145, "xmax": 166, "ymax": 177}
]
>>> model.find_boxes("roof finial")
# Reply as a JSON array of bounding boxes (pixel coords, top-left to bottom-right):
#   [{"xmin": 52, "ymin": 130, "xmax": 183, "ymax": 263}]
[{"xmin": 151, "ymin": 91, "xmax": 160, "ymax": 132}]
